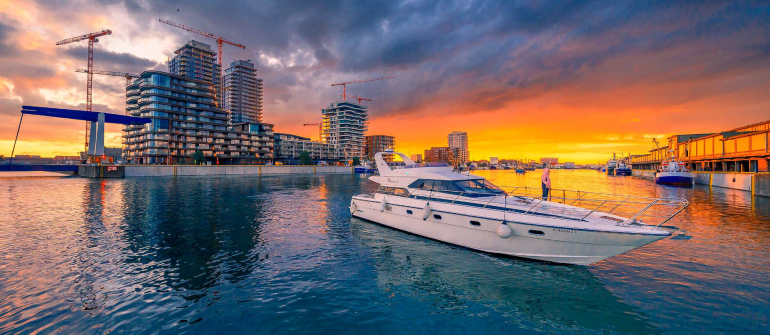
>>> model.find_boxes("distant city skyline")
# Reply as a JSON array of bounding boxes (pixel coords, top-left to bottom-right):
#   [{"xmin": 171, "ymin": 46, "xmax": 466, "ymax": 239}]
[{"xmin": 1, "ymin": 1, "xmax": 769, "ymax": 164}]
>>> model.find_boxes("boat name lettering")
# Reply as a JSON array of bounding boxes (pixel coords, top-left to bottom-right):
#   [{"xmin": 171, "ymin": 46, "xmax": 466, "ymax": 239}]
[
  {"xmin": 387, "ymin": 178, "xmax": 398, "ymax": 183},
  {"xmin": 553, "ymin": 228, "xmax": 577, "ymax": 233}
]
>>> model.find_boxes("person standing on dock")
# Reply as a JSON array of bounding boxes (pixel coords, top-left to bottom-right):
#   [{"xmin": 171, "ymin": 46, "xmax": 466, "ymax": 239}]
[{"xmin": 541, "ymin": 167, "xmax": 551, "ymax": 199}]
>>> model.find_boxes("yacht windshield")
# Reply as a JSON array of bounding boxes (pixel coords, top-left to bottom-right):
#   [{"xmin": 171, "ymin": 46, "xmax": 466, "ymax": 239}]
[
  {"xmin": 453, "ymin": 179, "xmax": 506, "ymax": 195},
  {"xmin": 408, "ymin": 179, "xmax": 506, "ymax": 196}
]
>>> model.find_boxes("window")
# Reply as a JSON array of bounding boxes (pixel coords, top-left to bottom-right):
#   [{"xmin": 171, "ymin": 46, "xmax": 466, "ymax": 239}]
[
  {"xmin": 469, "ymin": 221, "xmax": 481, "ymax": 226},
  {"xmin": 433, "ymin": 214, "xmax": 442, "ymax": 220},
  {"xmin": 406, "ymin": 210, "xmax": 413, "ymax": 215},
  {"xmin": 528, "ymin": 230, "xmax": 544, "ymax": 236},
  {"xmin": 454, "ymin": 179, "xmax": 506, "ymax": 195}
]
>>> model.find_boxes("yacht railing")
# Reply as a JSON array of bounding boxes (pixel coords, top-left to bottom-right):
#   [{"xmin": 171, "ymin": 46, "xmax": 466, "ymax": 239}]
[
  {"xmin": 375, "ymin": 186, "xmax": 688, "ymax": 228},
  {"xmin": 499, "ymin": 186, "xmax": 688, "ymax": 228}
]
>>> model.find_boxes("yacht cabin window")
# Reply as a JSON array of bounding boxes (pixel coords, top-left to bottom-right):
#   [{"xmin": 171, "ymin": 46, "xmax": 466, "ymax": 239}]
[{"xmin": 408, "ymin": 179, "xmax": 505, "ymax": 196}]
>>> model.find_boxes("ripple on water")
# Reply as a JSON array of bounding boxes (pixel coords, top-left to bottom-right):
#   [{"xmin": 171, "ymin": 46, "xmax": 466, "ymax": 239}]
[{"xmin": 0, "ymin": 172, "xmax": 768, "ymax": 334}]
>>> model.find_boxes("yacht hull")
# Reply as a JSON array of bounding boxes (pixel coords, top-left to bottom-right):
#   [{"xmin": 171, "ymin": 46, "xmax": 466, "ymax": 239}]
[
  {"xmin": 615, "ymin": 168, "xmax": 632, "ymax": 176},
  {"xmin": 655, "ymin": 172, "xmax": 694, "ymax": 186},
  {"xmin": 351, "ymin": 197, "xmax": 670, "ymax": 265}
]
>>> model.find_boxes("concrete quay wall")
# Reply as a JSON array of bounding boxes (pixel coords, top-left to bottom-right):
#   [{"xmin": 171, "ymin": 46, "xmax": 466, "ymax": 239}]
[
  {"xmin": 634, "ymin": 170, "xmax": 767, "ymax": 196},
  {"xmin": 123, "ymin": 165, "xmax": 353, "ymax": 178}
]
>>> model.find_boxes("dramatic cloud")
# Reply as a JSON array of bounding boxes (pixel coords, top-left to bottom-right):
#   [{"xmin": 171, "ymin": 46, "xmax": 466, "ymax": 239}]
[{"xmin": 1, "ymin": 0, "xmax": 769, "ymax": 161}]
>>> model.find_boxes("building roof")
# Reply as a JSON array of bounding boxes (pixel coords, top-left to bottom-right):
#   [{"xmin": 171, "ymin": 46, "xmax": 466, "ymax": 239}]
[
  {"xmin": 673, "ymin": 133, "xmax": 716, "ymax": 142},
  {"xmin": 720, "ymin": 131, "xmax": 755, "ymax": 140}
]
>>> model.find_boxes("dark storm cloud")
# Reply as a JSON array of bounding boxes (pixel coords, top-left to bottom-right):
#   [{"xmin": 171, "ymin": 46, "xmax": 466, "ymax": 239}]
[
  {"xmin": 5, "ymin": 0, "xmax": 770, "ymax": 123},
  {"xmin": 61, "ymin": 47, "xmax": 160, "ymax": 74}
]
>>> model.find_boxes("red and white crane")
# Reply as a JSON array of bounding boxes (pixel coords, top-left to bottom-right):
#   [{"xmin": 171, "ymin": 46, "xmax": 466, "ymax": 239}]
[
  {"xmin": 158, "ymin": 18, "xmax": 245, "ymax": 69},
  {"xmin": 76, "ymin": 69, "xmax": 139, "ymax": 86},
  {"xmin": 75, "ymin": 69, "xmax": 140, "ymax": 115},
  {"xmin": 56, "ymin": 29, "xmax": 112, "ymax": 152},
  {"xmin": 331, "ymin": 76, "xmax": 396, "ymax": 102},
  {"xmin": 341, "ymin": 95, "xmax": 372, "ymax": 105}
]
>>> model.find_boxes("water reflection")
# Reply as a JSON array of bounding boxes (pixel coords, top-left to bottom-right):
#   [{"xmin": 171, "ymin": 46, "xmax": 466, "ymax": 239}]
[
  {"xmin": 351, "ymin": 218, "xmax": 660, "ymax": 334},
  {"xmin": 0, "ymin": 172, "xmax": 768, "ymax": 334}
]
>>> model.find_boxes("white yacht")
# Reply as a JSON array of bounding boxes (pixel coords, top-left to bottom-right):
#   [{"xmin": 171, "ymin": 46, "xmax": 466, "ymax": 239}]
[{"xmin": 350, "ymin": 151, "xmax": 689, "ymax": 265}]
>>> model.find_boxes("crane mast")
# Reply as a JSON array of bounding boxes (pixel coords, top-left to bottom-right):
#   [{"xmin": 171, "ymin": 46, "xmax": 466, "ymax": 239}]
[
  {"xmin": 158, "ymin": 18, "xmax": 245, "ymax": 67},
  {"xmin": 56, "ymin": 29, "xmax": 112, "ymax": 153}
]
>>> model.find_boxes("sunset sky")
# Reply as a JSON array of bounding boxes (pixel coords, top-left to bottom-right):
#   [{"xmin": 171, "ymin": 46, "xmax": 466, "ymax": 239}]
[{"xmin": 1, "ymin": 0, "xmax": 769, "ymax": 163}]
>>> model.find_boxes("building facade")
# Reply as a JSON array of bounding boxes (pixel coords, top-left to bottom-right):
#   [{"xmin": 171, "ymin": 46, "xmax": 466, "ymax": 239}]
[
  {"xmin": 631, "ymin": 119, "xmax": 770, "ymax": 172},
  {"xmin": 410, "ymin": 154, "xmax": 422, "ymax": 163},
  {"xmin": 447, "ymin": 131, "xmax": 469, "ymax": 164},
  {"xmin": 122, "ymin": 71, "xmax": 273, "ymax": 165},
  {"xmin": 274, "ymin": 133, "xmax": 338, "ymax": 164},
  {"xmin": 168, "ymin": 40, "xmax": 222, "ymax": 106},
  {"xmin": 365, "ymin": 135, "xmax": 395, "ymax": 162},
  {"xmin": 322, "ymin": 101, "xmax": 368, "ymax": 161},
  {"xmin": 424, "ymin": 147, "xmax": 452, "ymax": 163},
  {"xmin": 540, "ymin": 157, "xmax": 559, "ymax": 166},
  {"xmin": 223, "ymin": 60, "xmax": 263, "ymax": 124}
]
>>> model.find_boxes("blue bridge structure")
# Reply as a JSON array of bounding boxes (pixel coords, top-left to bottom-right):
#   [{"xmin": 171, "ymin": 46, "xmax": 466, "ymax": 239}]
[{"xmin": 6, "ymin": 106, "xmax": 150, "ymax": 170}]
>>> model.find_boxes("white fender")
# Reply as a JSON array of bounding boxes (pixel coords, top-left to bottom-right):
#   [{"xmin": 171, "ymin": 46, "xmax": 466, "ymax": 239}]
[
  {"xmin": 380, "ymin": 198, "xmax": 387, "ymax": 212},
  {"xmin": 350, "ymin": 201, "xmax": 357, "ymax": 214},
  {"xmin": 497, "ymin": 222, "xmax": 512, "ymax": 239},
  {"xmin": 422, "ymin": 203, "xmax": 431, "ymax": 220}
]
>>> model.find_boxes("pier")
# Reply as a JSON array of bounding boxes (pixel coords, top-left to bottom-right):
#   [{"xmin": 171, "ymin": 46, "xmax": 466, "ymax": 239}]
[
  {"xmin": 632, "ymin": 170, "xmax": 770, "ymax": 197},
  {"xmin": 631, "ymin": 120, "xmax": 770, "ymax": 172}
]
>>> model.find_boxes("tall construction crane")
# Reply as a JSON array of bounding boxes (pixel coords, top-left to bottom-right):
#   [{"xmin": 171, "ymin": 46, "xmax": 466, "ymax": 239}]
[
  {"xmin": 76, "ymin": 69, "xmax": 139, "ymax": 86},
  {"xmin": 158, "ymin": 18, "xmax": 245, "ymax": 68},
  {"xmin": 341, "ymin": 94, "xmax": 372, "ymax": 105},
  {"xmin": 75, "ymin": 69, "xmax": 140, "ymax": 115},
  {"xmin": 331, "ymin": 76, "xmax": 396, "ymax": 102},
  {"xmin": 56, "ymin": 29, "xmax": 112, "ymax": 152},
  {"xmin": 303, "ymin": 123, "xmax": 322, "ymax": 142}
]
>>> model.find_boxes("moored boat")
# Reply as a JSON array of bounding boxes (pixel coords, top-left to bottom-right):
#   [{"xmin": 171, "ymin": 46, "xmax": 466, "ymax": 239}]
[
  {"xmin": 656, "ymin": 161, "xmax": 694, "ymax": 186},
  {"xmin": 350, "ymin": 150, "xmax": 689, "ymax": 265}
]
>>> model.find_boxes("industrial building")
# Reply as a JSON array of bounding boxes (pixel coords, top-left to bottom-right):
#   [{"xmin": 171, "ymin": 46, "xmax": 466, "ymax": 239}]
[
  {"xmin": 322, "ymin": 101, "xmax": 368, "ymax": 161},
  {"xmin": 168, "ymin": 40, "xmax": 222, "ymax": 106},
  {"xmin": 447, "ymin": 131, "xmax": 469, "ymax": 164},
  {"xmin": 365, "ymin": 135, "xmax": 395, "ymax": 162},
  {"xmin": 274, "ymin": 133, "xmax": 338, "ymax": 164},
  {"xmin": 631, "ymin": 119, "xmax": 770, "ymax": 172},
  {"xmin": 122, "ymin": 71, "xmax": 274, "ymax": 164},
  {"xmin": 223, "ymin": 60, "xmax": 263, "ymax": 124}
]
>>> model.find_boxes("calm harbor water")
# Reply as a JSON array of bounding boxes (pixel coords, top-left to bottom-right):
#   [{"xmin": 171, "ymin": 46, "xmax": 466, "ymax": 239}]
[{"xmin": 0, "ymin": 170, "xmax": 768, "ymax": 334}]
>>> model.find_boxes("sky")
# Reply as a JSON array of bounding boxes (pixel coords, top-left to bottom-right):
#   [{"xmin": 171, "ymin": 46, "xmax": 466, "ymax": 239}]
[{"xmin": 1, "ymin": 0, "xmax": 769, "ymax": 164}]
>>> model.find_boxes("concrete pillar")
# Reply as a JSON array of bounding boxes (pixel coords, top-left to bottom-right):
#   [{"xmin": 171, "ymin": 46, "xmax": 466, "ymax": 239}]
[
  {"xmin": 95, "ymin": 113, "xmax": 105, "ymax": 156},
  {"xmin": 88, "ymin": 121, "xmax": 97, "ymax": 155}
]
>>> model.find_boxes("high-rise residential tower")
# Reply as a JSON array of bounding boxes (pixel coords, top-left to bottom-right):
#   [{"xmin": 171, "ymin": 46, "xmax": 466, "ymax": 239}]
[
  {"xmin": 122, "ymin": 71, "xmax": 274, "ymax": 165},
  {"xmin": 448, "ymin": 131, "xmax": 469, "ymax": 164},
  {"xmin": 322, "ymin": 101, "xmax": 368, "ymax": 161},
  {"xmin": 168, "ymin": 40, "xmax": 222, "ymax": 105},
  {"xmin": 223, "ymin": 60, "xmax": 263, "ymax": 124}
]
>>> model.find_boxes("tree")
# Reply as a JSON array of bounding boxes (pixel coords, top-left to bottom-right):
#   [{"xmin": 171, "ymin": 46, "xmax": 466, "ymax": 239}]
[
  {"xmin": 299, "ymin": 151, "xmax": 312, "ymax": 165},
  {"xmin": 192, "ymin": 150, "xmax": 205, "ymax": 165},
  {"xmin": 352, "ymin": 156, "xmax": 360, "ymax": 166}
]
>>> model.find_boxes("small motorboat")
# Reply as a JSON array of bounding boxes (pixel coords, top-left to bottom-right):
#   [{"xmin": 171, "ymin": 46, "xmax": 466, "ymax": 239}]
[
  {"xmin": 354, "ymin": 161, "xmax": 377, "ymax": 174},
  {"xmin": 350, "ymin": 151, "xmax": 689, "ymax": 265},
  {"xmin": 615, "ymin": 161, "xmax": 632, "ymax": 176},
  {"xmin": 656, "ymin": 161, "xmax": 694, "ymax": 186}
]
